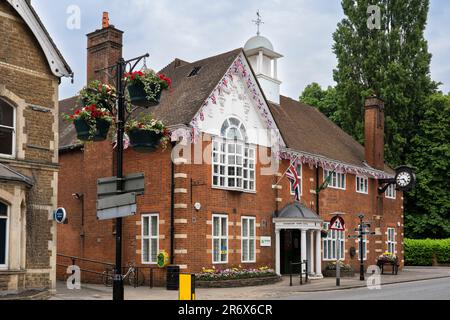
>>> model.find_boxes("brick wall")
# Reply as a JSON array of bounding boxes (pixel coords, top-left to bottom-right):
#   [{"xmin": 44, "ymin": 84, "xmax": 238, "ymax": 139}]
[
  {"xmin": 58, "ymin": 133, "xmax": 404, "ymax": 284},
  {"xmin": 0, "ymin": 1, "xmax": 60, "ymax": 293}
]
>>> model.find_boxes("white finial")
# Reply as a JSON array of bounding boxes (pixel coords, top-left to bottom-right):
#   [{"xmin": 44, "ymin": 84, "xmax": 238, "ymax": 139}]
[{"xmin": 252, "ymin": 10, "xmax": 264, "ymax": 36}]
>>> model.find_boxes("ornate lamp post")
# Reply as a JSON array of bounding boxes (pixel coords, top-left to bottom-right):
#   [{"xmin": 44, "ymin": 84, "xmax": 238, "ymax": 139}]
[{"xmin": 96, "ymin": 53, "xmax": 150, "ymax": 300}]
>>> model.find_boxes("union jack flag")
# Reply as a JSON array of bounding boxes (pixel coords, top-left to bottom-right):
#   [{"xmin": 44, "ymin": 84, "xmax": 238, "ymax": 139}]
[{"xmin": 286, "ymin": 162, "xmax": 300, "ymax": 202}]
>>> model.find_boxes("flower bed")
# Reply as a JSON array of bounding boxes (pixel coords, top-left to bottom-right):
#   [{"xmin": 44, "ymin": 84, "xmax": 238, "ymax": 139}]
[{"xmin": 195, "ymin": 266, "xmax": 280, "ymax": 288}]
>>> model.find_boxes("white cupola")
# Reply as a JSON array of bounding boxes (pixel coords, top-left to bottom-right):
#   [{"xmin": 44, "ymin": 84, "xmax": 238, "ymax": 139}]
[{"xmin": 244, "ymin": 12, "xmax": 283, "ymax": 105}]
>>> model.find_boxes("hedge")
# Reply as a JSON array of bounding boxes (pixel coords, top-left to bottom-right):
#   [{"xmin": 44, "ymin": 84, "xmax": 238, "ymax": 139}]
[{"xmin": 404, "ymin": 239, "xmax": 450, "ymax": 266}]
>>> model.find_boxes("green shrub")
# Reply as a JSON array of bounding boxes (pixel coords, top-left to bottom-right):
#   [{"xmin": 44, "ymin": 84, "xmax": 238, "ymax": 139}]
[{"xmin": 404, "ymin": 239, "xmax": 450, "ymax": 266}]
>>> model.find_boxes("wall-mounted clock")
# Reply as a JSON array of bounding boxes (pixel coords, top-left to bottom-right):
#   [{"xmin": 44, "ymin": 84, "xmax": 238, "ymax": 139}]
[{"xmin": 394, "ymin": 166, "xmax": 416, "ymax": 192}]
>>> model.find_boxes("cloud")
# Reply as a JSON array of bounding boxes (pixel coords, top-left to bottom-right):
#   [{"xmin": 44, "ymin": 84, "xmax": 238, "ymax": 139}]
[{"xmin": 32, "ymin": 0, "xmax": 450, "ymax": 100}]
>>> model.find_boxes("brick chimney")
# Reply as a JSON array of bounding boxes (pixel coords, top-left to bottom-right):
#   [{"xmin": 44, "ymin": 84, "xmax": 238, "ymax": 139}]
[
  {"xmin": 364, "ymin": 96, "xmax": 385, "ymax": 170},
  {"xmin": 86, "ymin": 12, "xmax": 123, "ymax": 85}
]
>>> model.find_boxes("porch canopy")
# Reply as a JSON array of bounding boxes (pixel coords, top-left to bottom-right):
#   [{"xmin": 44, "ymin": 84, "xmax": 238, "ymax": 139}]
[{"xmin": 273, "ymin": 203, "xmax": 323, "ymax": 278}]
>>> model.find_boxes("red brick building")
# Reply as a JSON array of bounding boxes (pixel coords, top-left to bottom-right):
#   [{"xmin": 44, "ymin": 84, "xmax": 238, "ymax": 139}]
[{"xmin": 57, "ymin": 17, "xmax": 404, "ymax": 284}]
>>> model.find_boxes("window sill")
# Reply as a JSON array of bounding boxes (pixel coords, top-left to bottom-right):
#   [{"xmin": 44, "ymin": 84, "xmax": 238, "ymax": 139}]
[
  {"xmin": 327, "ymin": 186, "xmax": 346, "ymax": 191},
  {"xmin": 356, "ymin": 191, "xmax": 368, "ymax": 195},
  {"xmin": 212, "ymin": 186, "xmax": 256, "ymax": 194}
]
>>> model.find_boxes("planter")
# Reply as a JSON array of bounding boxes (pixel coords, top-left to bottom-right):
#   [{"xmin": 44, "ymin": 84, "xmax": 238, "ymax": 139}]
[
  {"xmin": 74, "ymin": 118, "xmax": 111, "ymax": 142},
  {"xmin": 323, "ymin": 269, "xmax": 355, "ymax": 278},
  {"xmin": 127, "ymin": 82, "xmax": 162, "ymax": 107},
  {"xmin": 128, "ymin": 129, "xmax": 163, "ymax": 152},
  {"xmin": 195, "ymin": 275, "xmax": 282, "ymax": 288}
]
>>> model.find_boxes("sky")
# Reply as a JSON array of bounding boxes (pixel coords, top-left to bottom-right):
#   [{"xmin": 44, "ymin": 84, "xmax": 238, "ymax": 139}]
[{"xmin": 32, "ymin": 0, "xmax": 450, "ymax": 100}]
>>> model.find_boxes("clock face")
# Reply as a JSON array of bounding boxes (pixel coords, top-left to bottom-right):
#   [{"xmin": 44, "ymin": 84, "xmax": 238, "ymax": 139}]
[{"xmin": 396, "ymin": 171, "xmax": 412, "ymax": 188}]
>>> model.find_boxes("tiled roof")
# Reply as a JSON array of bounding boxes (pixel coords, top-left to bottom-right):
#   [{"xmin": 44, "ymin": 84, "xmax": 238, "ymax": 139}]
[
  {"xmin": 269, "ymin": 96, "xmax": 394, "ymax": 174},
  {"xmin": 58, "ymin": 49, "xmax": 392, "ymax": 174}
]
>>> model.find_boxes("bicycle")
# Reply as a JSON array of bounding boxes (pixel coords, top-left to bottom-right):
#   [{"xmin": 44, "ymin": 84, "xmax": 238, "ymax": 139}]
[{"xmin": 102, "ymin": 263, "xmax": 145, "ymax": 287}]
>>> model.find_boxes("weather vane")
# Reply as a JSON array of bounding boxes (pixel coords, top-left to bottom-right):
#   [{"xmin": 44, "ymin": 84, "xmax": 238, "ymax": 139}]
[{"xmin": 252, "ymin": 10, "xmax": 264, "ymax": 36}]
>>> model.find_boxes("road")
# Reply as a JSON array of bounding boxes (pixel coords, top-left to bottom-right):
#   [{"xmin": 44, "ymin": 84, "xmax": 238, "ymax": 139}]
[{"xmin": 278, "ymin": 277, "xmax": 450, "ymax": 300}]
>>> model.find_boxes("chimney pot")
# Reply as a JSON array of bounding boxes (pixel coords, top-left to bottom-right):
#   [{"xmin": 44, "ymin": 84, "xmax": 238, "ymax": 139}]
[{"xmin": 102, "ymin": 12, "xmax": 110, "ymax": 29}]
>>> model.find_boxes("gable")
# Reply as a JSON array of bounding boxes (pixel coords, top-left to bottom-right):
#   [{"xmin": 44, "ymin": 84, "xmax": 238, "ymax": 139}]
[
  {"xmin": 190, "ymin": 53, "xmax": 285, "ymax": 149},
  {"xmin": 7, "ymin": 0, "xmax": 71, "ymax": 78}
]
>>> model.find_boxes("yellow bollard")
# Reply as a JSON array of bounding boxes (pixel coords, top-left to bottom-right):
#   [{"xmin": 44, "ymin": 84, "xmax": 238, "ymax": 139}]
[{"xmin": 179, "ymin": 274, "xmax": 196, "ymax": 300}]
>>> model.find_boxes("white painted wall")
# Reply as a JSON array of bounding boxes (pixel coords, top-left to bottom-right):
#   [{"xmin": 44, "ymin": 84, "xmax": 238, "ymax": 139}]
[{"xmin": 196, "ymin": 74, "xmax": 274, "ymax": 148}]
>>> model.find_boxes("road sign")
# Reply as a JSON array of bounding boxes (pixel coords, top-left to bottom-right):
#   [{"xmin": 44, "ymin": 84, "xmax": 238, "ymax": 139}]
[
  {"xmin": 97, "ymin": 193, "xmax": 137, "ymax": 220},
  {"xmin": 330, "ymin": 215, "xmax": 345, "ymax": 231},
  {"xmin": 97, "ymin": 173, "xmax": 145, "ymax": 199},
  {"xmin": 54, "ymin": 207, "xmax": 67, "ymax": 224}
]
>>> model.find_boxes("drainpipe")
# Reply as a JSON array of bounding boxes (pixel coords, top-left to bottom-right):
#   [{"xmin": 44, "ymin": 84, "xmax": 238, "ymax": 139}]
[
  {"xmin": 170, "ymin": 142, "xmax": 176, "ymax": 264},
  {"xmin": 316, "ymin": 167, "xmax": 320, "ymax": 215}
]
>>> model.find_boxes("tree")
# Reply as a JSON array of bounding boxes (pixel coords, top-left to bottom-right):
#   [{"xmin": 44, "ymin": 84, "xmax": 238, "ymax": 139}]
[
  {"xmin": 299, "ymin": 83, "xmax": 339, "ymax": 122},
  {"xmin": 404, "ymin": 93, "xmax": 450, "ymax": 238},
  {"xmin": 332, "ymin": 0, "xmax": 438, "ymax": 164}
]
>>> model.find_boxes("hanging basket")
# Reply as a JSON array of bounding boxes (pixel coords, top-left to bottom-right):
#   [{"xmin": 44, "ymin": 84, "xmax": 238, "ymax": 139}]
[
  {"xmin": 128, "ymin": 129, "xmax": 163, "ymax": 152},
  {"xmin": 81, "ymin": 98, "xmax": 111, "ymax": 110},
  {"xmin": 127, "ymin": 82, "xmax": 162, "ymax": 107},
  {"xmin": 74, "ymin": 118, "xmax": 111, "ymax": 142}
]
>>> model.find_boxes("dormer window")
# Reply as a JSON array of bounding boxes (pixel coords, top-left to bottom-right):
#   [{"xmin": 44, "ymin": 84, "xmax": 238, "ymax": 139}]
[
  {"xmin": 212, "ymin": 117, "xmax": 255, "ymax": 192},
  {"xmin": 0, "ymin": 98, "xmax": 15, "ymax": 158}
]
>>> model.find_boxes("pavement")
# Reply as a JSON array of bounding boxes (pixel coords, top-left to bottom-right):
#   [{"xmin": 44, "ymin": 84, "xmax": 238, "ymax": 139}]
[{"xmin": 51, "ymin": 266, "xmax": 450, "ymax": 300}]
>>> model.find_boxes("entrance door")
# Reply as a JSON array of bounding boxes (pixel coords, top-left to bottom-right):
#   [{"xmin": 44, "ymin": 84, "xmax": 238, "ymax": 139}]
[{"xmin": 280, "ymin": 229, "xmax": 301, "ymax": 274}]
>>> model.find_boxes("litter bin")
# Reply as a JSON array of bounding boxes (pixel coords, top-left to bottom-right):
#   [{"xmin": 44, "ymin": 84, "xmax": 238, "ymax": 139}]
[{"xmin": 166, "ymin": 265, "xmax": 180, "ymax": 291}]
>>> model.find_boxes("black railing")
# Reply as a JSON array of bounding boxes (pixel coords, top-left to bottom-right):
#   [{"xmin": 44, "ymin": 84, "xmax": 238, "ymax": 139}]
[
  {"xmin": 289, "ymin": 260, "xmax": 309, "ymax": 286},
  {"xmin": 57, "ymin": 253, "xmax": 155, "ymax": 288}
]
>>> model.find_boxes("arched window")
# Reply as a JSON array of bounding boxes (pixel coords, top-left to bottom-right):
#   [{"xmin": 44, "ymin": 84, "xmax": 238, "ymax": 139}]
[
  {"xmin": 0, "ymin": 202, "xmax": 8, "ymax": 268},
  {"xmin": 212, "ymin": 117, "xmax": 255, "ymax": 192},
  {"xmin": 0, "ymin": 98, "xmax": 15, "ymax": 157}
]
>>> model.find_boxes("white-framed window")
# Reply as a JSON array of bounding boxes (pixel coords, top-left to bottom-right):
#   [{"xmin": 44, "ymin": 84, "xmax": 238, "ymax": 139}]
[
  {"xmin": 385, "ymin": 184, "xmax": 396, "ymax": 199},
  {"xmin": 387, "ymin": 228, "xmax": 396, "ymax": 254},
  {"xmin": 212, "ymin": 117, "xmax": 256, "ymax": 192},
  {"xmin": 324, "ymin": 169, "xmax": 346, "ymax": 190},
  {"xmin": 358, "ymin": 224, "xmax": 367, "ymax": 260},
  {"xmin": 0, "ymin": 201, "xmax": 9, "ymax": 269},
  {"xmin": 323, "ymin": 222, "xmax": 345, "ymax": 261},
  {"xmin": 241, "ymin": 216, "xmax": 256, "ymax": 263},
  {"xmin": 0, "ymin": 98, "xmax": 16, "ymax": 158},
  {"xmin": 141, "ymin": 214, "xmax": 159, "ymax": 264},
  {"xmin": 289, "ymin": 163, "xmax": 302, "ymax": 196},
  {"xmin": 212, "ymin": 214, "xmax": 228, "ymax": 264},
  {"xmin": 356, "ymin": 176, "xmax": 369, "ymax": 194}
]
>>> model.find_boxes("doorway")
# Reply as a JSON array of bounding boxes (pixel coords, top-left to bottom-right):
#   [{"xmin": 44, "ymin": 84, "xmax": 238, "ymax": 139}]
[{"xmin": 280, "ymin": 229, "xmax": 301, "ymax": 274}]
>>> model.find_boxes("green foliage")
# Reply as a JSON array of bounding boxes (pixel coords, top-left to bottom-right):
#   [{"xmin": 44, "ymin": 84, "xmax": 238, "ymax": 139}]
[
  {"xmin": 404, "ymin": 239, "xmax": 450, "ymax": 266},
  {"xmin": 332, "ymin": 0, "xmax": 438, "ymax": 165},
  {"xmin": 300, "ymin": 83, "xmax": 340, "ymax": 123},
  {"xmin": 405, "ymin": 93, "xmax": 450, "ymax": 238},
  {"xmin": 300, "ymin": 0, "xmax": 448, "ymax": 239}
]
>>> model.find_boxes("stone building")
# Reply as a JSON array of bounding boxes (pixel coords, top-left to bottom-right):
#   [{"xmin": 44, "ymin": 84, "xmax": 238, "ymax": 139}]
[
  {"xmin": 0, "ymin": 0, "xmax": 71, "ymax": 295},
  {"xmin": 57, "ymin": 16, "xmax": 404, "ymax": 285}
]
